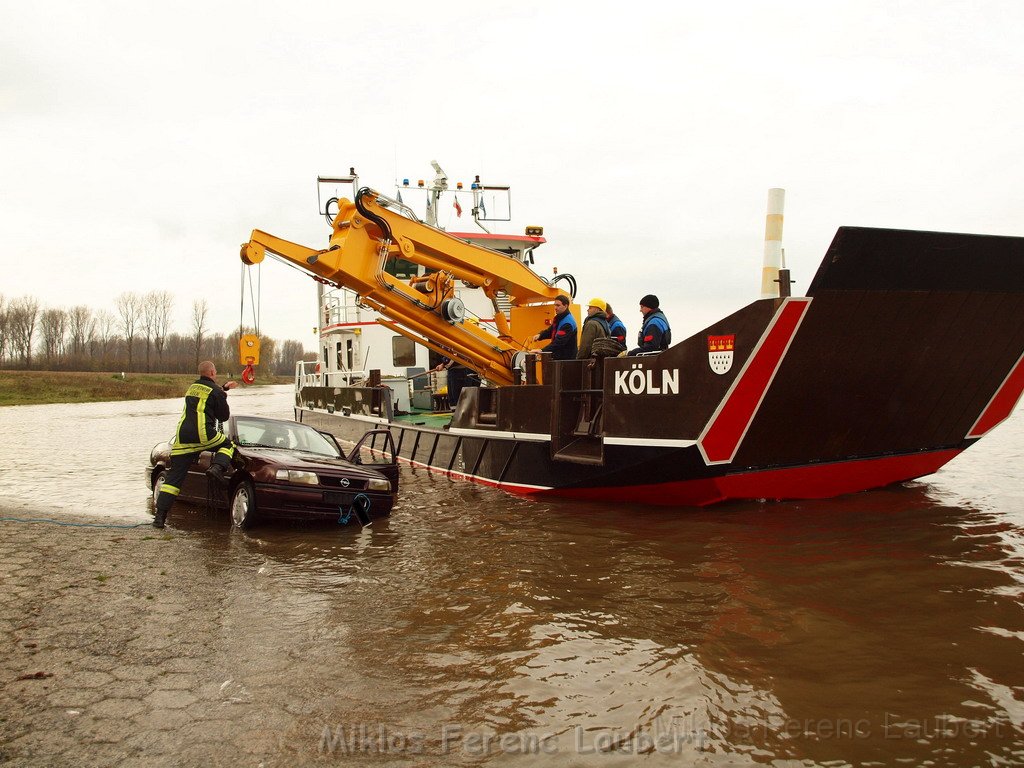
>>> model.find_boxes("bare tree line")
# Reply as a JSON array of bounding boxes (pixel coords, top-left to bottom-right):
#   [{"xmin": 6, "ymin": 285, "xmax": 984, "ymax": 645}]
[{"xmin": 0, "ymin": 291, "xmax": 312, "ymax": 376}]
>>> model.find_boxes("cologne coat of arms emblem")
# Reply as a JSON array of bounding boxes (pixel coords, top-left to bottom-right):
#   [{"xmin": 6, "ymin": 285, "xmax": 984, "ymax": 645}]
[{"xmin": 708, "ymin": 334, "xmax": 735, "ymax": 375}]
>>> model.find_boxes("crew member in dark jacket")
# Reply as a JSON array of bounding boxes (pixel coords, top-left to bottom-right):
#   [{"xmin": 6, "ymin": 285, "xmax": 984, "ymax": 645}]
[
  {"xmin": 629, "ymin": 294, "xmax": 672, "ymax": 355},
  {"xmin": 433, "ymin": 356, "xmax": 475, "ymax": 410},
  {"xmin": 153, "ymin": 360, "xmax": 238, "ymax": 528},
  {"xmin": 605, "ymin": 303, "xmax": 627, "ymax": 346},
  {"xmin": 577, "ymin": 298, "xmax": 610, "ymax": 358},
  {"xmin": 531, "ymin": 294, "xmax": 578, "ymax": 360}
]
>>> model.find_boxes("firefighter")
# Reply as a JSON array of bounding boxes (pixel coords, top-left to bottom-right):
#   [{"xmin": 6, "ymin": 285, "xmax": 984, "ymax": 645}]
[{"xmin": 153, "ymin": 361, "xmax": 238, "ymax": 528}]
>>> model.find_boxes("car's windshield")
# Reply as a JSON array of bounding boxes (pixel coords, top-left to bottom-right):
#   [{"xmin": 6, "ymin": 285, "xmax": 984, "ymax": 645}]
[{"xmin": 233, "ymin": 418, "xmax": 342, "ymax": 458}]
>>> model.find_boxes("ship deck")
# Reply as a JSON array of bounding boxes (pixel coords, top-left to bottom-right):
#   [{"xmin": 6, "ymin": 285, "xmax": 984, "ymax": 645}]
[{"xmin": 391, "ymin": 408, "xmax": 453, "ymax": 430}]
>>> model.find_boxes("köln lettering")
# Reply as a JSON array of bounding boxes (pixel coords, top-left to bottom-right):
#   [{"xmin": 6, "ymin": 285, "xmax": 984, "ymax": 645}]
[{"xmin": 613, "ymin": 365, "xmax": 680, "ymax": 395}]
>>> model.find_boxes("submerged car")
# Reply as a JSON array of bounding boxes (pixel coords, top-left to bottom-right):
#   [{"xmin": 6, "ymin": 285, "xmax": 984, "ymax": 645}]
[{"xmin": 147, "ymin": 415, "xmax": 398, "ymax": 528}]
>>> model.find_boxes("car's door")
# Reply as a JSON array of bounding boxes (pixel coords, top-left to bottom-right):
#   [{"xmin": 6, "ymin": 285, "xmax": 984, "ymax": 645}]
[
  {"xmin": 179, "ymin": 418, "xmax": 232, "ymax": 501},
  {"xmin": 177, "ymin": 450, "xmax": 214, "ymax": 500},
  {"xmin": 345, "ymin": 429, "xmax": 399, "ymax": 492}
]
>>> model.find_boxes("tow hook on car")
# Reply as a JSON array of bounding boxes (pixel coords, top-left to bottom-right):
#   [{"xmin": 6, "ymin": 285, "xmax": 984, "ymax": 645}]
[{"xmin": 339, "ymin": 493, "xmax": 372, "ymax": 527}]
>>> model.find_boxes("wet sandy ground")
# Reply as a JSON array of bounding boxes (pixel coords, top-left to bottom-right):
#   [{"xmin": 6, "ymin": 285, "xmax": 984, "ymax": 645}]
[{"xmin": 0, "ymin": 513, "xmax": 351, "ymax": 768}]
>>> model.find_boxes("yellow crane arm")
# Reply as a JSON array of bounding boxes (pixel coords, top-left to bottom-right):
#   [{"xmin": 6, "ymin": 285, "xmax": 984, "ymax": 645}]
[{"xmin": 240, "ymin": 187, "xmax": 569, "ymax": 386}]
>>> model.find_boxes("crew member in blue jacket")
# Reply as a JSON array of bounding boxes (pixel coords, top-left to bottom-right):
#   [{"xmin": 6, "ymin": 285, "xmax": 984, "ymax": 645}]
[
  {"xmin": 605, "ymin": 303, "xmax": 627, "ymax": 346},
  {"xmin": 531, "ymin": 294, "xmax": 578, "ymax": 360},
  {"xmin": 629, "ymin": 294, "xmax": 671, "ymax": 355}
]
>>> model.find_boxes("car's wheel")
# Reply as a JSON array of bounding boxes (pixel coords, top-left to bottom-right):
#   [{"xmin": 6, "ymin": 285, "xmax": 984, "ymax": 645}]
[
  {"xmin": 230, "ymin": 480, "xmax": 257, "ymax": 529},
  {"xmin": 152, "ymin": 469, "xmax": 168, "ymax": 506}
]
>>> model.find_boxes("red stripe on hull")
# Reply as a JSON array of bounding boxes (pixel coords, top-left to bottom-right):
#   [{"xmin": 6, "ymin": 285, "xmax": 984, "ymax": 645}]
[
  {"xmin": 699, "ymin": 298, "xmax": 811, "ymax": 464},
  {"xmin": 533, "ymin": 449, "xmax": 963, "ymax": 507},
  {"xmin": 967, "ymin": 351, "xmax": 1024, "ymax": 438}
]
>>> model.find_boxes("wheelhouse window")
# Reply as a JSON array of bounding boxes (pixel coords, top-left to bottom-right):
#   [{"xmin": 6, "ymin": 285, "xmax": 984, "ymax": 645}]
[
  {"xmin": 384, "ymin": 257, "xmax": 418, "ymax": 280},
  {"xmin": 392, "ymin": 336, "xmax": 416, "ymax": 367}
]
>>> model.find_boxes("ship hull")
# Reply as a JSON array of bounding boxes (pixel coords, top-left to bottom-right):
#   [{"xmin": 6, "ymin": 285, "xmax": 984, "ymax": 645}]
[
  {"xmin": 297, "ymin": 226, "xmax": 1024, "ymax": 508},
  {"xmin": 295, "ymin": 406, "xmax": 972, "ymax": 506}
]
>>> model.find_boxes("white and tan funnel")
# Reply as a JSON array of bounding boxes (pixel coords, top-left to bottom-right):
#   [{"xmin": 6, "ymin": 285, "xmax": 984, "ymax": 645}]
[{"xmin": 760, "ymin": 188, "xmax": 786, "ymax": 298}]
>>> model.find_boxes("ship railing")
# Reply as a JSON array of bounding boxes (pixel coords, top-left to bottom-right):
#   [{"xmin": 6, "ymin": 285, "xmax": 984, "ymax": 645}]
[
  {"xmin": 294, "ymin": 360, "xmax": 368, "ymax": 389},
  {"xmin": 322, "ymin": 286, "xmax": 372, "ymax": 326},
  {"xmin": 322, "ymin": 370, "xmax": 369, "ymax": 386},
  {"xmin": 322, "ymin": 298, "xmax": 360, "ymax": 326}
]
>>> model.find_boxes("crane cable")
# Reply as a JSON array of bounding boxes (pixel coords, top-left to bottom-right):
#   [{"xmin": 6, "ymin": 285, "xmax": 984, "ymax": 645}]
[{"xmin": 239, "ymin": 262, "xmax": 261, "ymax": 384}]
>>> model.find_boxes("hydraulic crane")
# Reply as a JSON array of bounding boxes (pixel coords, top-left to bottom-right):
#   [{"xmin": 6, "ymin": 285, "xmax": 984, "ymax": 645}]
[{"xmin": 240, "ymin": 187, "xmax": 572, "ymax": 386}]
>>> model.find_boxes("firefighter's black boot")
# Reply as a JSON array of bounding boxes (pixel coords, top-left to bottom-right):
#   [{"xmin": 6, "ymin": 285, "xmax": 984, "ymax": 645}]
[
  {"xmin": 205, "ymin": 461, "xmax": 228, "ymax": 487},
  {"xmin": 153, "ymin": 506, "xmax": 168, "ymax": 529}
]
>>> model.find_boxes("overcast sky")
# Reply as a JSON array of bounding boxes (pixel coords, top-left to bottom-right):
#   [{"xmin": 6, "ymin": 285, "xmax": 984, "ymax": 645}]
[{"xmin": 3, "ymin": 0, "xmax": 1022, "ymax": 354}]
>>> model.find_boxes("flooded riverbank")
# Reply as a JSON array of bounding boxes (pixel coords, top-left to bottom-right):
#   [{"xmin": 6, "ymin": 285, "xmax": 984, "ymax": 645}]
[{"xmin": 1, "ymin": 388, "xmax": 1022, "ymax": 765}]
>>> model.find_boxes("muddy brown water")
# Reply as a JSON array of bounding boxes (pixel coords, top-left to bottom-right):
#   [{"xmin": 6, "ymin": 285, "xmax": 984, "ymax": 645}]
[{"xmin": 1, "ymin": 385, "xmax": 1022, "ymax": 765}]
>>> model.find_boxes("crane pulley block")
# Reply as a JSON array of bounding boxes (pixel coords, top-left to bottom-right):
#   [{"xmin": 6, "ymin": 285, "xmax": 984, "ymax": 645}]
[
  {"xmin": 239, "ymin": 333, "xmax": 261, "ymax": 366},
  {"xmin": 239, "ymin": 333, "xmax": 260, "ymax": 384}
]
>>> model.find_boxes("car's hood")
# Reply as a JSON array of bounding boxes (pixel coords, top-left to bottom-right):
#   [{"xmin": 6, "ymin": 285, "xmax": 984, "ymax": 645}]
[{"xmin": 240, "ymin": 447, "xmax": 386, "ymax": 478}]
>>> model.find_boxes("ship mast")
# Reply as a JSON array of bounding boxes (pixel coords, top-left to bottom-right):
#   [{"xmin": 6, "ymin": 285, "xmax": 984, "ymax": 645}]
[{"xmin": 425, "ymin": 160, "xmax": 448, "ymax": 228}]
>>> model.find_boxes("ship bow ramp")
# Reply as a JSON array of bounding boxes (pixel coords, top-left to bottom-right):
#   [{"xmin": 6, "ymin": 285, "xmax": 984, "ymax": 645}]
[
  {"xmin": 734, "ymin": 227, "xmax": 1024, "ymax": 473},
  {"xmin": 583, "ymin": 227, "xmax": 1024, "ymax": 504}
]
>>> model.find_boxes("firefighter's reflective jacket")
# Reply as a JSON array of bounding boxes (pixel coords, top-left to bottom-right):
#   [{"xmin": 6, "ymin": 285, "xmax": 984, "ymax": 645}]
[{"xmin": 171, "ymin": 376, "xmax": 231, "ymax": 455}]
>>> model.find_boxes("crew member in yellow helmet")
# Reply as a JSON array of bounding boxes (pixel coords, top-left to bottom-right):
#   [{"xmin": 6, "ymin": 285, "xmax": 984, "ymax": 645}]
[{"xmin": 577, "ymin": 298, "xmax": 610, "ymax": 359}]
